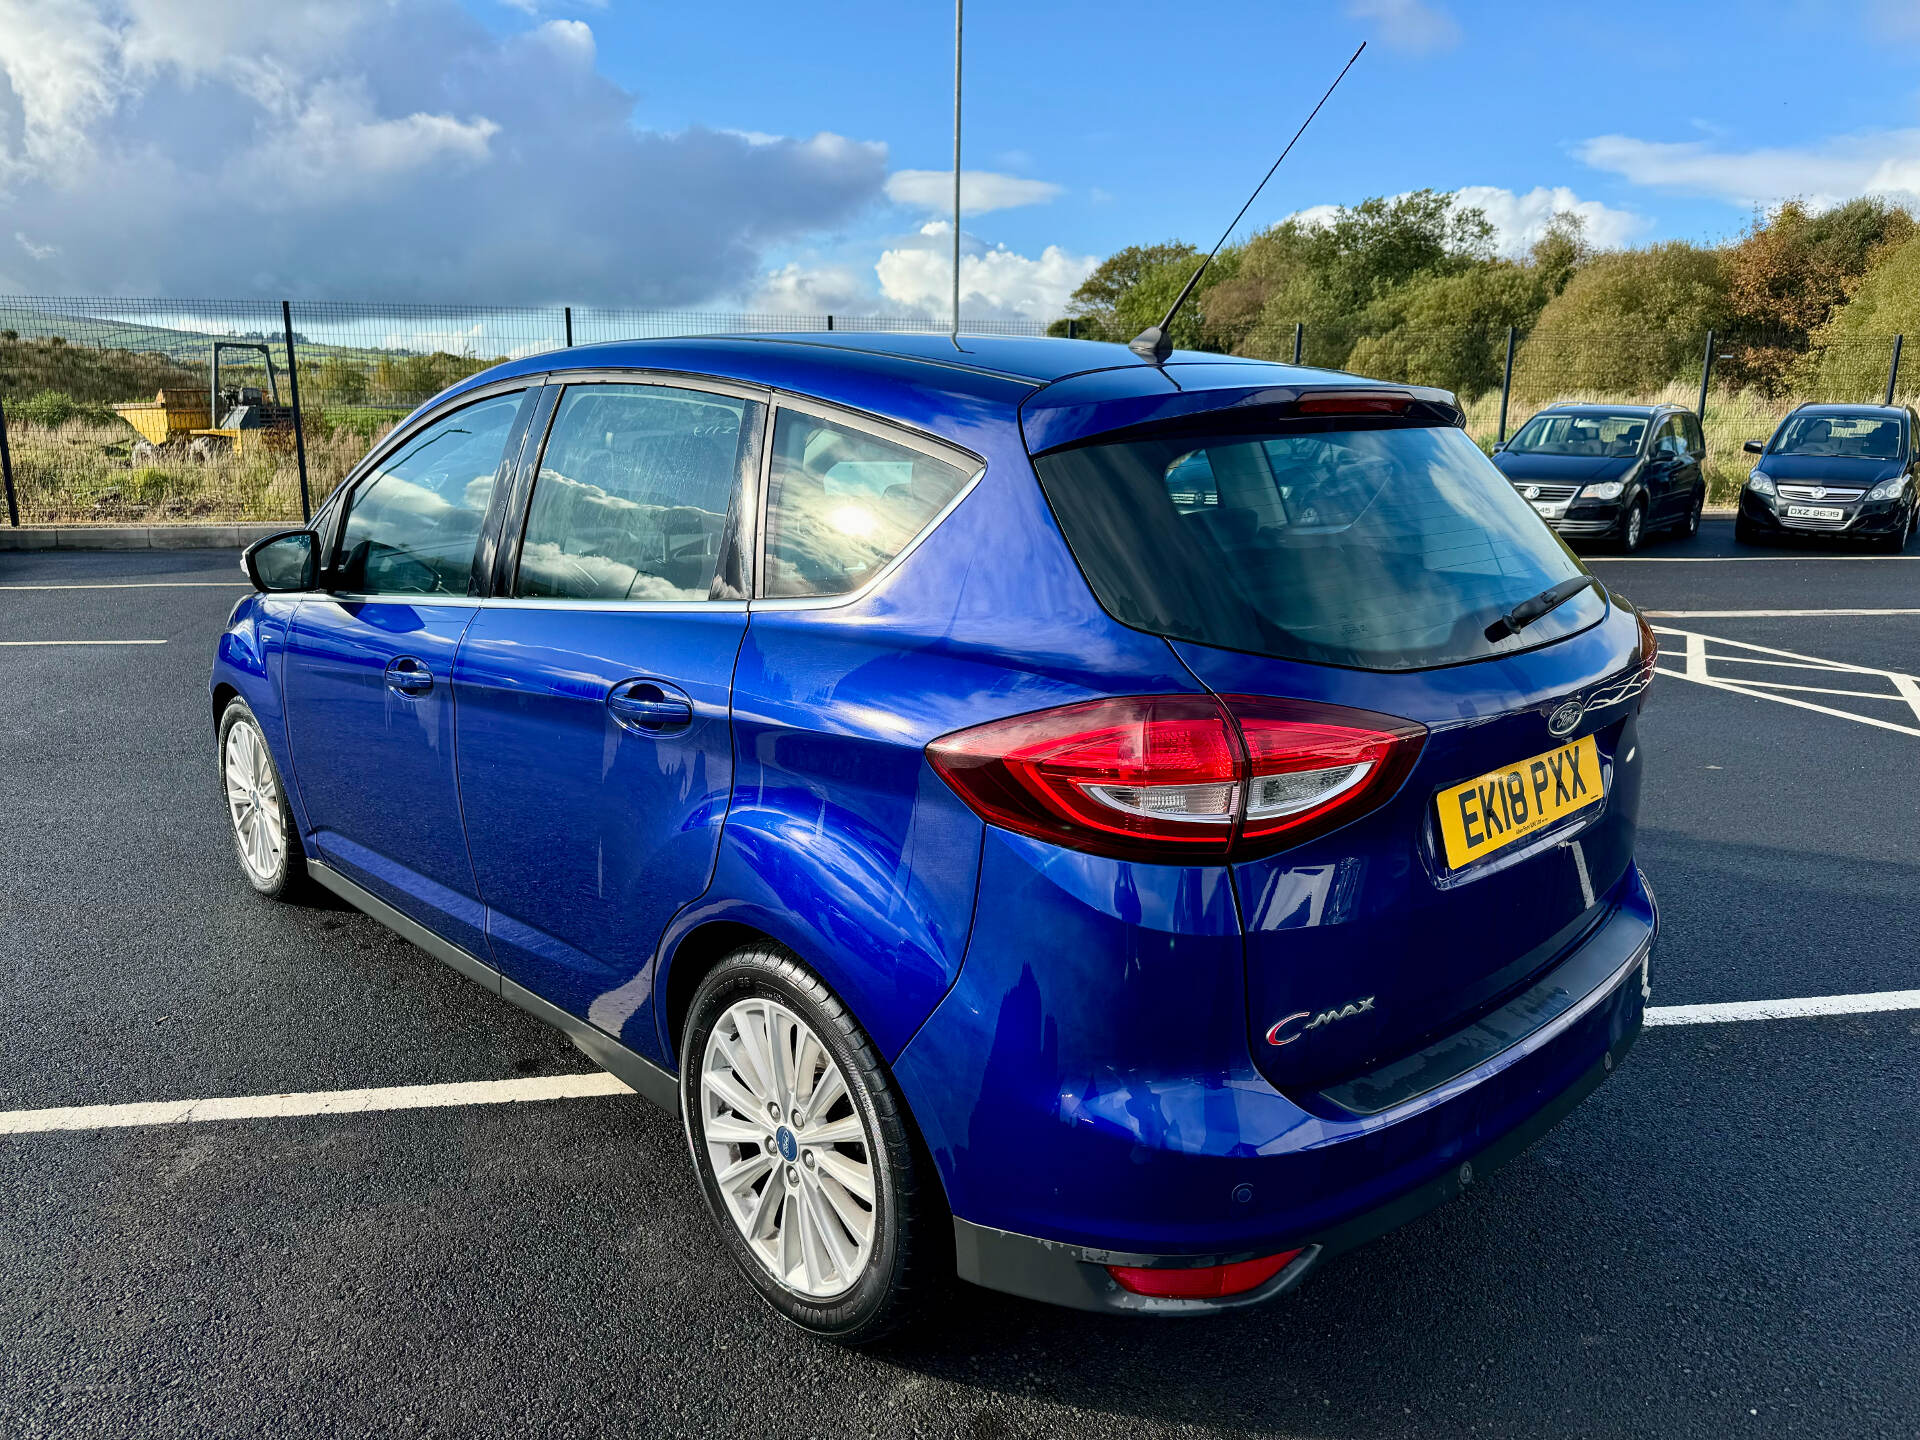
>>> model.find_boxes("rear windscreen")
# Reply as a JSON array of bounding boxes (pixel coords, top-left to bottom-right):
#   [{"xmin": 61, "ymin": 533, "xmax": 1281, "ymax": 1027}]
[{"xmin": 1032, "ymin": 421, "xmax": 1605, "ymax": 672}]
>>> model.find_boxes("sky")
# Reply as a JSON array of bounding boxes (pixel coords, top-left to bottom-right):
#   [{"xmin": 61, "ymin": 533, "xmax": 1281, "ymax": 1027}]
[{"xmin": 3, "ymin": 0, "xmax": 1920, "ymax": 321}]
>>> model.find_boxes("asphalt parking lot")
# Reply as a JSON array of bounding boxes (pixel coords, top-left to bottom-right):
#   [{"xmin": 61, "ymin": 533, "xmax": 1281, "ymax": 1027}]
[{"xmin": 2, "ymin": 522, "xmax": 1916, "ymax": 1440}]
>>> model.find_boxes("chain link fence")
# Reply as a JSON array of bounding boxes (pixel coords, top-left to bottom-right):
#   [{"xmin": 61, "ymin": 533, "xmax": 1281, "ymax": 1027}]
[
  {"xmin": 2, "ymin": 295, "xmax": 1913, "ymax": 524},
  {"xmin": 0, "ymin": 298, "xmax": 1051, "ymax": 527},
  {"xmin": 1232, "ymin": 320, "xmax": 1915, "ymax": 504}
]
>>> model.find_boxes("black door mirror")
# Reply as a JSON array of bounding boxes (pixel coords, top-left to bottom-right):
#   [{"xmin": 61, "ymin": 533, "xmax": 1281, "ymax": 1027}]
[
  {"xmin": 1490, "ymin": 440, "xmax": 1505, "ymax": 454},
  {"xmin": 1743, "ymin": 439, "xmax": 1766, "ymax": 455},
  {"xmin": 243, "ymin": 530, "xmax": 318, "ymax": 593}
]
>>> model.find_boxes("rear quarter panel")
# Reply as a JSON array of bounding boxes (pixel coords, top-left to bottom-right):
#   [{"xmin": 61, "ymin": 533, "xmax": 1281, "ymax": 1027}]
[{"xmin": 655, "ymin": 417, "xmax": 1204, "ymax": 1067}]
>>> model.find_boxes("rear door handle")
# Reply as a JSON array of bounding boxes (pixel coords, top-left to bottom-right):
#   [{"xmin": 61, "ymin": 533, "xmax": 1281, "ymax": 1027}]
[
  {"xmin": 607, "ymin": 678, "xmax": 694, "ymax": 734},
  {"xmin": 385, "ymin": 656, "xmax": 434, "ymax": 695}
]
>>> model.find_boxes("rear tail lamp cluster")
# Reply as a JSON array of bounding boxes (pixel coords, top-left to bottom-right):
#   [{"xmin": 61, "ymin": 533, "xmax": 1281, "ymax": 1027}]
[{"xmin": 927, "ymin": 694, "xmax": 1425, "ymax": 863}]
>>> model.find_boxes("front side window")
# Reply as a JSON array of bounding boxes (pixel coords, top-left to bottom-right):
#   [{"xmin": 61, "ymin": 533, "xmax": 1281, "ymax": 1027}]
[
  {"xmin": 1653, "ymin": 417, "xmax": 1687, "ymax": 457},
  {"xmin": 1034, "ymin": 421, "xmax": 1601, "ymax": 672},
  {"xmin": 1770, "ymin": 413, "xmax": 1903, "ymax": 460},
  {"xmin": 334, "ymin": 392, "xmax": 523, "ymax": 595},
  {"xmin": 761, "ymin": 410, "xmax": 974, "ymax": 598},
  {"xmin": 1506, "ymin": 412, "xmax": 1648, "ymax": 458},
  {"xmin": 515, "ymin": 384, "xmax": 757, "ymax": 602}
]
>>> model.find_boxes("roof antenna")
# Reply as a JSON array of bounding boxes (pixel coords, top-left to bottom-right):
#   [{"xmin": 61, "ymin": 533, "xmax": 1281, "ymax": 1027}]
[{"xmin": 1129, "ymin": 41, "xmax": 1365, "ymax": 364}]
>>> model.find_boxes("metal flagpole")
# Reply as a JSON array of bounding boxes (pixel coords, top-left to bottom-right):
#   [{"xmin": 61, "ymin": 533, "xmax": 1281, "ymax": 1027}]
[{"xmin": 952, "ymin": 0, "xmax": 963, "ymax": 343}]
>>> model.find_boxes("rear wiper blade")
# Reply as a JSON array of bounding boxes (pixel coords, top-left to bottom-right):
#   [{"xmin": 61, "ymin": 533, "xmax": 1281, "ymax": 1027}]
[{"xmin": 1485, "ymin": 576, "xmax": 1596, "ymax": 642}]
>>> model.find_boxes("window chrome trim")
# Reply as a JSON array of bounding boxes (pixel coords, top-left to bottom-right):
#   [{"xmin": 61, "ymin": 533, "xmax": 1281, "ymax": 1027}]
[
  {"xmin": 753, "ymin": 391, "xmax": 987, "ymax": 612},
  {"xmin": 322, "ymin": 592, "xmax": 748, "ymax": 615}
]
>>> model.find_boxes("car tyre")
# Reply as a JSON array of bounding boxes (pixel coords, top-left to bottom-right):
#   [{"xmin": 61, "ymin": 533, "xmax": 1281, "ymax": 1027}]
[
  {"xmin": 1677, "ymin": 487, "xmax": 1704, "ymax": 539},
  {"xmin": 1617, "ymin": 499, "xmax": 1647, "ymax": 553},
  {"xmin": 1734, "ymin": 514, "xmax": 1764, "ymax": 546},
  {"xmin": 682, "ymin": 943, "xmax": 946, "ymax": 1345},
  {"xmin": 217, "ymin": 698, "xmax": 307, "ymax": 900},
  {"xmin": 1878, "ymin": 505, "xmax": 1916, "ymax": 553}
]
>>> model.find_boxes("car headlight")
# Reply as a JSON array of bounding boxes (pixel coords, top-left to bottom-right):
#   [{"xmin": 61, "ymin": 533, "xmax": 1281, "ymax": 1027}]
[
  {"xmin": 1748, "ymin": 472, "xmax": 1776, "ymax": 496},
  {"xmin": 1866, "ymin": 477, "xmax": 1906, "ymax": 502},
  {"xmin": 1582, "ymin": 480, "xmax": 1625, "ymax": 501}
]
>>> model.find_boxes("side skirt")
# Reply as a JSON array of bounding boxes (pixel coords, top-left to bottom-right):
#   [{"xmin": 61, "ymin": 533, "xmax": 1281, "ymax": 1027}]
[{"xmin": 306, "ymin": 859, "xmax": 679, "ymax": 1112}]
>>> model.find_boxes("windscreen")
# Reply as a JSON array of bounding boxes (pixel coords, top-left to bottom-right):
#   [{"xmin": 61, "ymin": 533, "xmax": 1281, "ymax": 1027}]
[
  {"xmin": 1505, "ymin": 412, "xmax": 1647, "ymax": 457},
  {"xmin": 1033, "ymin": 421, "xmax": 1604, "ymax": 671},
  {"xmin": 1770, "ymin": 414, "xmax": 1903, "ymax": 459}
]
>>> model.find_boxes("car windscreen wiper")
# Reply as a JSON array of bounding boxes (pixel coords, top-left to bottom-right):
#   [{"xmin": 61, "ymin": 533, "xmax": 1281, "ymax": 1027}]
[{"xmin": 1484, "ymin": 575, "xmax": 1596, "ymax": 642}]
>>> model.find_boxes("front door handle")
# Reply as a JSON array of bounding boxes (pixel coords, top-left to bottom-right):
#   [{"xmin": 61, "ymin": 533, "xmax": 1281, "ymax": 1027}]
[
  {"xmin": 607, "ymin": 678, "xmax": 694, "ymax": 734},
  {"xmin": 385, "ymin": 655, "xmax": 434, "ymax": 696}
]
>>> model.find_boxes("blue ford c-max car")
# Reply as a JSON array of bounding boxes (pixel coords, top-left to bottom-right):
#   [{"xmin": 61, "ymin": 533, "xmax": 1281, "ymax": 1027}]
[{"xmin": 214, "ymin": 334, "xmax": 1657, "ymax": 1343}]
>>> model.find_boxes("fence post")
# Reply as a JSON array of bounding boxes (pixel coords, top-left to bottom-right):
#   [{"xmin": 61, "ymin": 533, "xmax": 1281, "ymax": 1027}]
[
  {"xmin": 826, "ymin": 314, "xmax": 834, "ymax": 331},
  {"xmin": 564, "ymin": 306, "xmax": 573, "ymax": 348},
  {"xmin": 1886, "ymin": 334, "xmax": 1904, "ymax": 406},
  {"xmin": 1696, "ymin": 329, "xmax": 1715, "ymax": 422},
  {"xmin": 0, "ymin": 389, "xmax": 16, "ymax": 527},
  {"xmin": 281, "ymin": 300, "xmax": 312, "ymax": 523},
  {"xmin": 1496, "ymin": 326, "xmax": 1518, "ymax": 443},
  {"xmin": 1066, "ymin": 318, "xmax": 1077, "ymax": 340},
  {"xmin": 1292, "ymin": 322, "xmax": 1304, "ymax": 365}
]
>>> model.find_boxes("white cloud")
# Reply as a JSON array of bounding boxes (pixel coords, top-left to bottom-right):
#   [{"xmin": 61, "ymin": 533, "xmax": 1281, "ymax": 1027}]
[
  {"xmin": 875, "ymin": 221, "xmax": 1096, "ymax": 322},
  {"xmin": 1452, "ymin": 185, "xmax": 1650, "ymax": 255},
  {"xmin": 16, "ymin": 231, "xmax": 57, "ymax": 261},
  {"xmin": 1281, "ymin": 186, "xmax": 1647, "ymax": 257},
  {"xmin": 0, "ymin": 0, "xmax": 889, "ymax": 303},
  {"xmin": 1576, "ymin": 129, "xmax": 1920, "ymax": 212},
  {"xmin": 1343, "ymin": 0, "xmax": 1461, "ymax": 53},
  {"xmin": 745, "ymin": 261, "xmax": 870, "ymax": 316},
  {"xmin": 885, "ymin": 169, "xmax": 1063, "ymax": 215}
]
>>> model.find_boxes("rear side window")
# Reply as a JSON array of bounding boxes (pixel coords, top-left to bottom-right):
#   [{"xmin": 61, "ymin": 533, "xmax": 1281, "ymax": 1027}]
[
  {"xmin": 1033, "ymin": 421, "xmax": 1602, "ymax": 672},
  {"xmin": 1684, "ymin": 414, "xmax": 1705, "ymax": 455},
  {"xmin": 335, "ymin": 391, "xmax": 523, "ymax": 596},
  {"xmin": 762, "ymin": 410, "xmax": 973, "ymax": 598},
  {"xmin": 515, "ymin": 384, "xmax": 757, "ymax": 602}
]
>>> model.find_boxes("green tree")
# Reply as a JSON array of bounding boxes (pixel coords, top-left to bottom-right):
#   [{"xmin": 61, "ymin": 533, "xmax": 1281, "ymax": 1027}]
[
  {"xmin": 1520, "ymin": 241, "xmax": 1728, "ymax": 394},
  {"xmin": 1345, "ymin": 263, "xmax": 1547, "ymax": 396},
  {"xmin": 1800, "ymin": 232, "xmax": 1920, "ymax": 400},
  {"xmin": 1050, "ymin": 242, "xmax": 1201, "ymax": 342},
  {"xmin": 315, "ymin": 356, "xmax": 369, "ymax": 405},
  {"xmin": 1722, "ymin": 197, "xmax": 1915, "ymax": 392}
]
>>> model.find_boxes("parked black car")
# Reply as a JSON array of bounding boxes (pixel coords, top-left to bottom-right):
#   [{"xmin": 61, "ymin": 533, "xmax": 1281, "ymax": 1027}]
[
  {"xmin": 1736, "ymin": 403, "xmax": 1919, "ymax": 551},
  {"xmin": 1492, "ymin": 404, "xmax": 1706, "ymax": 553}
]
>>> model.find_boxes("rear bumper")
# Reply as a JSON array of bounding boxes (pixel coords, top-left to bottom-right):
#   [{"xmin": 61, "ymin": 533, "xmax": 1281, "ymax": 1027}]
[{"xmin": 931, "ymin": 864, "xmax": 1654, "ymax": 1313}]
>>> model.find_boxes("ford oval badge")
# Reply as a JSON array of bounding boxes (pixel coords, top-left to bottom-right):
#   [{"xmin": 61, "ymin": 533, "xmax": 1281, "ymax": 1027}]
[{"xmin": 1548, "ymin": 699, "xmax": 1585, "ymax": 737}]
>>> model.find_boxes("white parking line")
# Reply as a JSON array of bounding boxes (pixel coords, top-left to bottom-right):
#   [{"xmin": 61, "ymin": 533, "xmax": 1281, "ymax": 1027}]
[
  {"xmin": 1591, "ymin": 555, "xmax": 1920, "ymax": 562},
  {"xmin": 0, "ymin": 1073, "xmax": 633, "ymax": 1136},
  {"xmin": 1653, "ymin": 625, "xmax": 1920, "ymax": 736},
  {"xmin": 1646, "ymin": 609, "xmax": 1920, "ymax": 618},
  {"xmin": 1644, "ymin": 990, "xmax": 1920, "ymax": 1027},
  {"xmin": 0, "ymin": 582, "xmax": 246, "ymax": 590},
  {"xmin": 3, "ymin": 990, "xmax": 1916, "ymax": 1136},
  {"xmin": 0, "ymin": 639, "xmax": 168, "ymax": 647}
]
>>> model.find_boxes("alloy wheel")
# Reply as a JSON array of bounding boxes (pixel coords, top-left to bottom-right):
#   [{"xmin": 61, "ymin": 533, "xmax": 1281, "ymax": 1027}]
[
  {"xmin": 1624, "ymin": 504, "xmax": 1644, "ymax": 551},
  {"xmin": 223, "ymin": 720, "xmax": 284, "ymax": 884},
  {"xmin": 699, "ymin": 997, "xmax": 877, "ymax": 1299}
]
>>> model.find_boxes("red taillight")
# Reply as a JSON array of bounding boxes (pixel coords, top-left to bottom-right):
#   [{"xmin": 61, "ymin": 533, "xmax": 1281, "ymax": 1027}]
[
  {"xmin": 1228, "ymin": 696, "xmax": 1427, "ymax": 855},
  {"xmin": 1107, "ymin": 1248, "xmax": 1303, "ymax": 1299},
  {"xmin": 924, "ymin": 695, "xmax": 1241, "ymax": 862},
  {"xmin": 926, "ymin": 694, "xmax": 1425, "ymax": 863}
]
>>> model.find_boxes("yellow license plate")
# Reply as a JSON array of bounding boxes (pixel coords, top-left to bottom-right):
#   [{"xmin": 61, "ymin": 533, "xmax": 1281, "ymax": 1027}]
[{"xmin": 1435, "ymin": 735, "xmax": 1604, "ymax": 870}]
